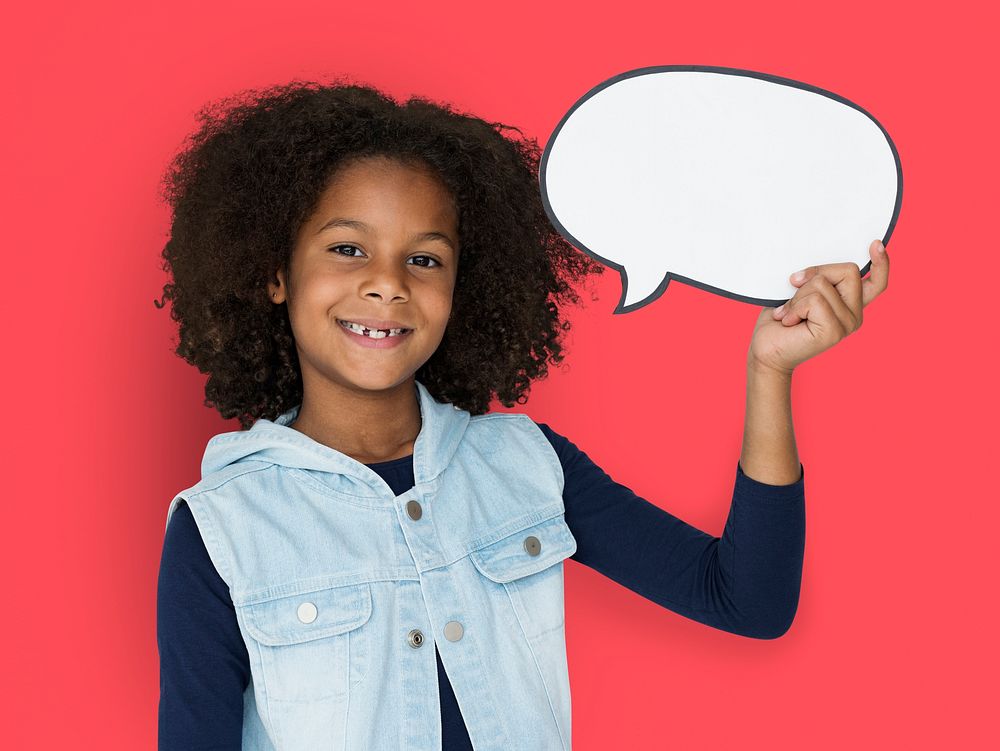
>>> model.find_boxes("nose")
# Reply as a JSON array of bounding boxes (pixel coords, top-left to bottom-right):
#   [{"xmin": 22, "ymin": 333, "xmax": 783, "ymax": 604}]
[{"xmin": 361, "ymin": 254, "xmax": 409, "ymax": 303}]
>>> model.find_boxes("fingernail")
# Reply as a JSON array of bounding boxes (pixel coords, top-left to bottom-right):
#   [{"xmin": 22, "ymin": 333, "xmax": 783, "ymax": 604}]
[
  {"xmin": 876, "ymin": 240, "xmax": 885, "ymax": 254},
  {"xmin": 790, "ymin": 271, "xmax": 805, "ymax": 283},
  {"xmin": 775, "ymin": 304, "xmax": 785, "ymax": 315}
]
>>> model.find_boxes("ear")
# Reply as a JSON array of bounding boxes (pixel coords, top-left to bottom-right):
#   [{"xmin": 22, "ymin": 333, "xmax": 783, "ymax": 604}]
[{"xmin": 267, "ymin": 266, "xmax": 288, "ymax": 304}]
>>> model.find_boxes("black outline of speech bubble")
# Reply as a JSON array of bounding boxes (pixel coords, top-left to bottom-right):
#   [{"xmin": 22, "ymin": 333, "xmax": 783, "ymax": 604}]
[{"xmin": 539, "ymin": 65, "xmax": 903, "ymax": 313}]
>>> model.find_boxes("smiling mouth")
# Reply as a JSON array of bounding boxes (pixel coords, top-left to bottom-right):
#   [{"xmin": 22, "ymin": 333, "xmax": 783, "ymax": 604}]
[{"xmin": 337, "ymin": 320, "xmax": 412, "ymax": 339}]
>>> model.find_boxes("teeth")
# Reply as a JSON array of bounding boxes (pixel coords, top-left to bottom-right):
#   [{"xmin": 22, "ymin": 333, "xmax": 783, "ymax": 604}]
[{"xmin": 340, "ymin": 320, "xmax": 409, "ymax": 338}]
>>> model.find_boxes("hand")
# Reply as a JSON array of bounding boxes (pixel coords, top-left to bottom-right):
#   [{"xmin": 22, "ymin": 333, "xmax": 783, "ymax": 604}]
[{"xmin": 748, "ymin": 239, "xmax": 890, "ymax": 377}]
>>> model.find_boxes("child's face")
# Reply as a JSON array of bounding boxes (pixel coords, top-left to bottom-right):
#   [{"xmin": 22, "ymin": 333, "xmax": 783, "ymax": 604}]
[{"xmin": 269, "ymin": 155, "xmax": 460, "ymax": 398}]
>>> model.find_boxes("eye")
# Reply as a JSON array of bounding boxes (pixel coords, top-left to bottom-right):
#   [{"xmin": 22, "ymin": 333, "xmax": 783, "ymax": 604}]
[
  {"xmin": 329, "ymin": 244, "xmax": 365, "ymax": 257},
  {"xmin": 327, "ymin": 245, "xmax": 441, "ymax": 268}
]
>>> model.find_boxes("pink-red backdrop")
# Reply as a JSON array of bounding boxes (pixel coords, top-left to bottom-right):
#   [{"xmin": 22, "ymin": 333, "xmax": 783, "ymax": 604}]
[{"xmin": 3, "ymin": 1, "xmax": 996, "ymax": 748}]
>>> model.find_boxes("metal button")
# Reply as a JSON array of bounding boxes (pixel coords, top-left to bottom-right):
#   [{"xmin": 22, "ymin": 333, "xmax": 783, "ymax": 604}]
[
  {"xmin": 297, "ymin": 602, "xmax": 318, "ymax": 624},
  {"xmin": 523, "ymin": 535, "xmax": 541, "ymax": 556},
  {"xmin": 444, "ymin": 621, "xmax": 464, "ymax": 642},
  {"xmin": 407, "ymin": 629, "xmax": 425, "ymax": 648},
  {"xmin": 406, "ymin": 500, "xmax": 423, "ymax": 521}
]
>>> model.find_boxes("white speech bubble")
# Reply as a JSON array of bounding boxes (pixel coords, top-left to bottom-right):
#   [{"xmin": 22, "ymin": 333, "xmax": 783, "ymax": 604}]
[{"xmin": 540, "ymin": 65, "xmax": 902, "ymax": 312}]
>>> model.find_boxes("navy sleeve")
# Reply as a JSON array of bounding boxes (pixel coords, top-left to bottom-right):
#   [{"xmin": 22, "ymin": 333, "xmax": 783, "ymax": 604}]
[
  {"xmin": 157, "ymin": 501, "xmax": 249, "ymax": 750},
  {"xmin": 536, "ymin": 422, "xmax": 806, "ymax": 639}
]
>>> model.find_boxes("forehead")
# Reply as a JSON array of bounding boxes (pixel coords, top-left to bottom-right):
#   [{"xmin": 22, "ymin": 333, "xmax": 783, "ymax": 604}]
[{"xmin": 315, "ymin": 156, "xmax": 457, "ymax": 224}]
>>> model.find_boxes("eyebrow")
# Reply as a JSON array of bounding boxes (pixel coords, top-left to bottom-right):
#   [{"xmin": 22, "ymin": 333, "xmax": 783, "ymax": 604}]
[{"xmin": 315, "ymin": 217, "xmax": 457, "ymax": 251}]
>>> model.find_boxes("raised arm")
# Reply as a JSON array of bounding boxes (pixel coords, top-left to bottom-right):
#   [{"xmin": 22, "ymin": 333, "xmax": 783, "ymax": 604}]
[{"xmin": 537, "ymin": 422, "xmax": 805, "ymax": 639}]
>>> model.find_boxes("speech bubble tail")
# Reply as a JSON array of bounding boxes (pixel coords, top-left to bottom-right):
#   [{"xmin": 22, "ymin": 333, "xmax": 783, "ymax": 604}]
[{"xmin": 615, "ymin": 268, "xmax": 670, "ymax": 314}]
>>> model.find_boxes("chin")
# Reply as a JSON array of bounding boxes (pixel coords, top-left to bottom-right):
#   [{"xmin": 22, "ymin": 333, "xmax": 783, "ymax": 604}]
[{"xmin": 340, "ymin": 370, "xmax": 417, "ymax": 394}]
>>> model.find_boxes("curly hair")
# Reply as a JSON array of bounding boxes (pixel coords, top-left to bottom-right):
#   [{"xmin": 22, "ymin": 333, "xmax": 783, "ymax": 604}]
[{"xmin": 154, "ymin": 77, "xmax": 604, "ymax": 429}]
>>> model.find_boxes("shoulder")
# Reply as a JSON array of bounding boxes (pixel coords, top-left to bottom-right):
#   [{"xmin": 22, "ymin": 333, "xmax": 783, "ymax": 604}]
[
  {"xmin": 159, "ymin": 500, "xmax": 233, "ymax": 604},
  {"xmin": 464, "ymin": 412, "xmax": 567, "ymax": 486},
  {"xmin": 157, "ymin": 499, "xmax": 238, "ymax": 608},
  {"xmin": 465, "ymin": 411, "xmax": 558, "ymax": 454},
  {"xmin": 163, "ymin": 500, "xmax": 201, "ymax": 552},
  {"xmin": 531, "ymin": 420, "xmax": 568, "ymax": 449},
  {"xmin": 528, "ymin": 420, "xmax": 619, "ymax": 495},
  {"xmin": 162, "ymin": 500, "xmax": 213, "ymax": 571},
  {"xmin": 165, "ymin": 460, "xmax": 275, "ymax": 530},
  {"xmin": 530, "ymin": 419, "xmax": 586, "ymax": 469}
]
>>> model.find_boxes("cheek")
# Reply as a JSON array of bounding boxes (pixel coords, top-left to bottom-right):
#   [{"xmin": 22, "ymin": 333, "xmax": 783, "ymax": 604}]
[
  {"xmin": 418, "ymin": 277, "xmax": 455, "ymax": 320},
  {"xmin": 297, "ymin": 273, "xmax": 346, "ymax": 310},
  {"xmin": 437, "ymin": 294, "xmax": 456, "ymax": 327},
  {"xmin": 286, "ymin": 279, "xmax": 344, "ymax": 339},
  {"xmin": 441, "ymin": 275, "xmax": 458, "ymax": 313},
  {"xmin": 424, "ymin": 292, "xmax": 455, "ymax": 341}
]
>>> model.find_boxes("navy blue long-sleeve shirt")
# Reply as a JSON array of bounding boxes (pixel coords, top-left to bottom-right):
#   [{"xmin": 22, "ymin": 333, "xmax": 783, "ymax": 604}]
[{"xmin": 157, "ymin": 421, "xmax": 805, "ymax": 749}]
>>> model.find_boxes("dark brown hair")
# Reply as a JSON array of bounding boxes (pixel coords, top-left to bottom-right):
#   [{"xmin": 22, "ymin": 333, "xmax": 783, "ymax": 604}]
[{"xmin": 154, "ymin": 78, "xmax": 604, "ymax": 429}]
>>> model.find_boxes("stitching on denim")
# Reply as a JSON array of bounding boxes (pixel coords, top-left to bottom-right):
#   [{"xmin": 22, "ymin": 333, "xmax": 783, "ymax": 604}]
[
  {"xmin": 348, "ymin": 622, "xmax": 369, "ymax": 691},
  {"xmin": 251, "ymin": 638, "xmax": 278, "ymax": 747},
  {"xmin": 505, "ymin": 582, "xmax": 571, "ymax": 751},
  {"xmin": 184, "ymin": 496, "xmax": 235, "ymax": 588},
  {"xmin": 286, "ymin": 467, "xmax": 397, "ymax": 507},
  {"xmin": 522, "ymin": 416, "xmax": 568, "ymax": 492},
  {"xmin": 238, "ymin": 574, "xmax": 412, "ymax": 605},
  {"xmin": 342, "ymin": 643, "xmax": 353, "ymax": 750},
  {"xmin": 465, "ymin": 507, "xmax": 567, "ymax": 553},
  {"xmin": 455, "ymin": 583, "xmax": 514, "ymax": 749},
  {"xmin": 532, "ymin": 620, "xmax": 567, "ymax": 640},
  {"xmin": 186, "ymin": 462, "xmax": 274, "ymax": 496}
]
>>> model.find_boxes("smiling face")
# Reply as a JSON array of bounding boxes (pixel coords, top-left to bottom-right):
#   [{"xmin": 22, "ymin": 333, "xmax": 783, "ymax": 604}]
[{"xmin": 268, "ymin": 155, "xmax": 460, "ymax": 399}]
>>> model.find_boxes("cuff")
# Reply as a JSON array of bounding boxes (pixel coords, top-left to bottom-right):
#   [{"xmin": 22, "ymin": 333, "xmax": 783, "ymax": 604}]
[{"xmin": 736, "ymin": 461, "xmax": 805, "ymax": 502}]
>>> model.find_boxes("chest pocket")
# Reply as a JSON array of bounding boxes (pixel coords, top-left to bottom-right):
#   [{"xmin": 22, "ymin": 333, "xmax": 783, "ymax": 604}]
[
  {"xmin": 238, "ymin": 581, "xmax": 372, "ymax": 702},
  {"xmin": 470, "ymin": 514, "xmax": 578, "ymax": 639}
]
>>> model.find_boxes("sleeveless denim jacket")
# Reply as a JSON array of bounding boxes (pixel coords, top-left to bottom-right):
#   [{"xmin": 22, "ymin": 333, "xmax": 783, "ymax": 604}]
[{"xmin": 165, "ymin": 380, "xmax": 578, "ymax": 750}]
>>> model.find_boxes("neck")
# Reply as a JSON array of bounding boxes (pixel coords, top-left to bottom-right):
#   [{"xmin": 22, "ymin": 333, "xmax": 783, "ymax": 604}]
[{"xmin": 290, "ymin": 375, "xmax": 421, "ymax": 465}]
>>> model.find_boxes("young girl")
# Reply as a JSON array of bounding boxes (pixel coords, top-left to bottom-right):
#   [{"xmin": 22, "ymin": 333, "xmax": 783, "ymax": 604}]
[{"xmin": 156, "ymin": 80, "xmax": 888, "ymax": 751}]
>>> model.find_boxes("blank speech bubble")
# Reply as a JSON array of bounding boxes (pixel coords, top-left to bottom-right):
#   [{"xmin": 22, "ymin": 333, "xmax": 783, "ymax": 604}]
[{"xmin": 539, "ymin": 65, "xmax": 903, "ymax": 312}]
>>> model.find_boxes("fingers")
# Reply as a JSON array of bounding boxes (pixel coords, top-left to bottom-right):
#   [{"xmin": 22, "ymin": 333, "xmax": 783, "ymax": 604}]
[
  {"xmin": 776, "ymin": 277, "xmax": 855, "ymax": 332},
  {"xmin": 774, "ymin": 264, "xmax": 862, "ymax": 331},
  {"xmin": 773, "ymin": 239, "xmax": 889, "ymax": 328},
  {"xmin": 862, "ymin": 239, "xmax": 889, "ymax": 307}
]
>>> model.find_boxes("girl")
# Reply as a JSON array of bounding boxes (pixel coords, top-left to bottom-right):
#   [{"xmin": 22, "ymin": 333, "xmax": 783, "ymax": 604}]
[{"xmin": 155, "ymin": 80, "xmax": 888, "ymax": 750}]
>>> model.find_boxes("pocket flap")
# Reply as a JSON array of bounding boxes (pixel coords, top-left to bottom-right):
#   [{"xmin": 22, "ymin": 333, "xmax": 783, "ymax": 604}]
[
  {"xmin": 470, "ymin": 515, "xmax": 577, "ymax": 583},
  {"xmin": 241, "ymin": 583, "xmax": 372, "ymax": 646}
]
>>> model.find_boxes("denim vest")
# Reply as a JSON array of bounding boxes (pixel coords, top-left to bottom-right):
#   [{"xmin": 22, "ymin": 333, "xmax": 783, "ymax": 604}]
[{"xmin": 165, "ymin": 380, "xmax": 578, "ymax": 750}]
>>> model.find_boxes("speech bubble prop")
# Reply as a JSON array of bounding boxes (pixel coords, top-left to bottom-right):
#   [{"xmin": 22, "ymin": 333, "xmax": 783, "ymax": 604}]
[{"xmin": 539, "ymin": 65, "xmax": 902, "ymax": 312}]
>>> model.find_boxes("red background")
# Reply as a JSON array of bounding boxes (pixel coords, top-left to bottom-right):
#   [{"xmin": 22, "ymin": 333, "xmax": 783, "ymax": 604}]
[{"xmin": 3, "ymin": 1, "xmax": 996, "ymax": 748}]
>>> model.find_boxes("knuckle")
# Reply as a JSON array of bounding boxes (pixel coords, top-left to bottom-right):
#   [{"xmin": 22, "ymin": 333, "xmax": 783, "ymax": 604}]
[{"xmin": 828, "ymin": 315, "xmax": 845, "ymax": 337}]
